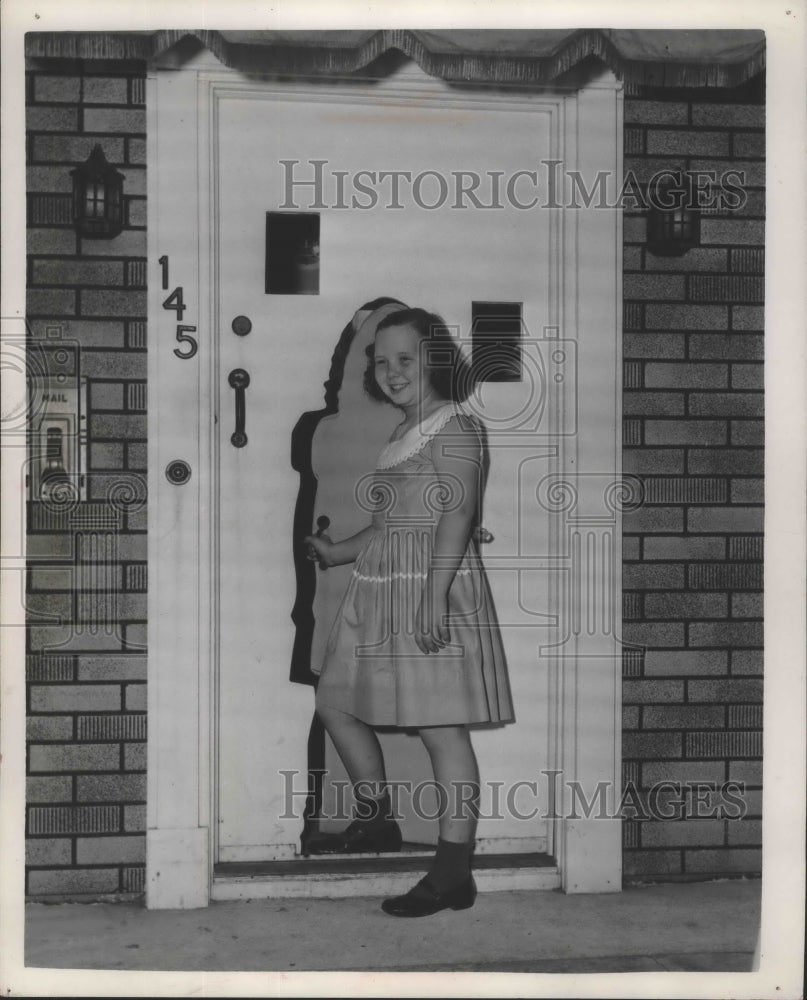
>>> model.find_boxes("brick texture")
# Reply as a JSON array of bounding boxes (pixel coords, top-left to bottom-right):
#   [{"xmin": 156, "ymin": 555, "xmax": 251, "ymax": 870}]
[
  {"xmin": 25, "ymin": 64, "xmax": 148, "ymax": 898},
  {"xmin": 621, "ymin": 90, "xmax": 763, "ymax": 880}
]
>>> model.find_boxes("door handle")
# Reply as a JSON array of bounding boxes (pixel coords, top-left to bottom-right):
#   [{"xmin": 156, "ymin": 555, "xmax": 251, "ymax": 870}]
[
  {"xmin": 228, "ymin": 368, "xmax": 250, "ymax": 447},
  {"xmin": 314, "ymin": 515, "xmax": 330, "ymax": 570}
]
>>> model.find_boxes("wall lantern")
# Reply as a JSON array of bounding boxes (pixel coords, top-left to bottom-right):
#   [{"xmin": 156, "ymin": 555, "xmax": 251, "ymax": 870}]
[
  {"xmin": 70, "ymin": 144, "xmax": 125, "ymax": 239},
  {"xmin": 647, "ymin": 172, "xmax": 701, "ymax": 256}
]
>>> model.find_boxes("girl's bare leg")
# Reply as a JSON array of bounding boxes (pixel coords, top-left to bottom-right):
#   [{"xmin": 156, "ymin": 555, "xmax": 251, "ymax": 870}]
[
  {"xmin": 418, "ymin": 724, "xmax": 479, "ymax": 843},
  {"xmin": 316, "ymin": 703, "xmax": 386, "ymax": 791},
  {"xmin": 378, "ymin": 722, "xmax": 480, "ymax": 904},
  {"xmin": 314, "ymin": 704, "xmax": 400, "ymax": 854}
]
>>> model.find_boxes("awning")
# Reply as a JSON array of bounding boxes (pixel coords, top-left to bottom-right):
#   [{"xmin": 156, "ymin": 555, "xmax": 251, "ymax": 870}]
[{"xmin": 24, "ymin": 28, "xmax": 766, "ymax": 93}]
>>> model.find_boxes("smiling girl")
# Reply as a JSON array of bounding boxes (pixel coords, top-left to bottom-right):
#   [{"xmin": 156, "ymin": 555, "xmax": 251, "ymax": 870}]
[{"xmin": 304, "ymin": 307, "xmax": 514, "ymax": 917}]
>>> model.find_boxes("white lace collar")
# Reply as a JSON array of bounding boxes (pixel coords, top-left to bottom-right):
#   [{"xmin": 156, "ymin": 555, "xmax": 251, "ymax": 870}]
[{"xmin": 376, "ymin": 403, "xmax": 459, "ymax": 469}]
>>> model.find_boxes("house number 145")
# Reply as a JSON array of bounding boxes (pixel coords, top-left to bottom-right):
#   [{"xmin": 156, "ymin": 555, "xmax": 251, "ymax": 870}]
[{"xmin": 159, "ymin": 255, "xmax": 198, "ymax": 360}]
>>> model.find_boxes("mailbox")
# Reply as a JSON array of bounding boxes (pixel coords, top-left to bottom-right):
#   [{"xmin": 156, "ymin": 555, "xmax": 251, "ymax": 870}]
[{"xmin": 28, "ymin": 370, "xmax": 88, "ymax": 503}]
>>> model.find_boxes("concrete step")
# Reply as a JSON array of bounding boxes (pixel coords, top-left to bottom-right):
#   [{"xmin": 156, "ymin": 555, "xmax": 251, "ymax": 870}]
[{"xmin": 212, "ymin": 851, "xmax": 559, "ymax": 900}]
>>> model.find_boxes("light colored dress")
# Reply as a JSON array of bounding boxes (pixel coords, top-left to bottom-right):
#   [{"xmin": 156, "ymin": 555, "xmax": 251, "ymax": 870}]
[{"xmin": 315, "ymin": 403, "xmax": 515, "ymax": 728}]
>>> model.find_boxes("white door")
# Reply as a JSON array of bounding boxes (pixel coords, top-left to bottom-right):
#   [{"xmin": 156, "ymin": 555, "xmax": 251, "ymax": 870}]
[
  {"xmin": 215, "ymin": 70, "xmax": 563, "ymax": 862},
  {"xmin": 147, "ymin": 56, "xmax": 623, "ymax": 906}
]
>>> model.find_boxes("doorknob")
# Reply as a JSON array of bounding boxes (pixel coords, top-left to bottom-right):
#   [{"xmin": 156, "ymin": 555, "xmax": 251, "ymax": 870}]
[
  {"xmin": 314, "ymin": 515, "xmax": 330, "ymax": 570},
  {"xmin": 228, "ymin": 368, "xmax": 250, "ymax": 448}
]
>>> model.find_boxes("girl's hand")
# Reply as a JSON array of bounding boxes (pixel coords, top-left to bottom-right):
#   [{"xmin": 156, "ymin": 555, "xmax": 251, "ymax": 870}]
[
  {"xmin": 415, "ymin": 591, "xmax": 450, "ymax": 655},
  {"xmin": 302, "ymin": 532, "xmax": 335, "ymax": 568}
]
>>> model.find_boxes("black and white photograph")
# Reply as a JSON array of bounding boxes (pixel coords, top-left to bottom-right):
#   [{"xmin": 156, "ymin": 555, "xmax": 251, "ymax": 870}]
[{"xmin": 0, "ymin": 1, "xmax": 804, "ymax": 996}]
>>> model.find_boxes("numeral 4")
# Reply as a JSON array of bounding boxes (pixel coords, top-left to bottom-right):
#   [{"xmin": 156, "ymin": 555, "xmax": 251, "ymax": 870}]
[{"xmin": 162, "ymin": 286, "xmax": 186, "ymax": 321}]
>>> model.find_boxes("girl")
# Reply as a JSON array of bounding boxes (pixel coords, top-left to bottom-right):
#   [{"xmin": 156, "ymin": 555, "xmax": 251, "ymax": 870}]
[{"xmin": 304, "ymin": 307, "xmax": 514, "ymax": 917}]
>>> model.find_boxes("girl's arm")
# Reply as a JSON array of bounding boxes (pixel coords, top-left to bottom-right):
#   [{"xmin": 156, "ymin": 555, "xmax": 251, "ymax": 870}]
[
  {"xmin": 303, "ymin": 524, "xmax": 375, "ymax": 567},
  {"xmin": 416, "ymin": 415, "xmax": 482, "ymax": 653},
  {"xmin": 428, "ymin": 415, "xmax": 482, "ymax": 593}
]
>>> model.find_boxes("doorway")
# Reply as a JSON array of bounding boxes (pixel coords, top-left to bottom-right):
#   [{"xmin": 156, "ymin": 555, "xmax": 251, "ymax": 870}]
[{"xmin": 146, "ymin": 51, "xmax": 623, "ymax": 907}]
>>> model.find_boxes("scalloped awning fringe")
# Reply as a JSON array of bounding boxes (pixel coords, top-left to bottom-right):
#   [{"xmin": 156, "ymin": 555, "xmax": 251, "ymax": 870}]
[{"xmin": 24, "ymin": 28, "xmax": 766, "ymax": 94}]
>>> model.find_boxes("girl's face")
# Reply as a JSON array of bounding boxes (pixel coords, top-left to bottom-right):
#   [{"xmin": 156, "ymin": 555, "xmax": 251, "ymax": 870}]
[{"xmin": 373, "ymin": 323, "xmax": 432, "ymax": 407}]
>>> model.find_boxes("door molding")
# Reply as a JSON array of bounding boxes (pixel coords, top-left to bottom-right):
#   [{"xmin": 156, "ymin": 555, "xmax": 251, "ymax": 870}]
[{"xmin": 147, "ymin": 50, "xmax": 623, "ymax": 907}]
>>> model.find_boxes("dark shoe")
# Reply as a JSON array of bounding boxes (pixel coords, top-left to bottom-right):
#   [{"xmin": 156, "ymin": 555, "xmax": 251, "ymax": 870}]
[
  {"xmin": 306, "ymin": 818, "xmax": 403, "ymax": 855},
  {"xmin": 381, "ymin": 874, "xmax": 476, "ymax": 917}
]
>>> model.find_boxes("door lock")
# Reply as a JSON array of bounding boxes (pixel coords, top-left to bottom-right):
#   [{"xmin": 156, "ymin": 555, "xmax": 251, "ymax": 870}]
[
  {"xmin": 231, "ymin": 315, "xmax": 252, "ymax": 337},
  {"xmin": 165, "ymin": 460, "xmax": 192, "ymax": 485}
]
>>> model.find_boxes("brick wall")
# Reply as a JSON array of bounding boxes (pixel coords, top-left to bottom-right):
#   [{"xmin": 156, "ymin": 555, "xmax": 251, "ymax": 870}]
[
  {"xmin": 25, "ymin": 62, "xmax": 148, "ymax": 898},
  {"xmin": 620, "ymin": 95, "xmax": 764, "ymax": 879}
]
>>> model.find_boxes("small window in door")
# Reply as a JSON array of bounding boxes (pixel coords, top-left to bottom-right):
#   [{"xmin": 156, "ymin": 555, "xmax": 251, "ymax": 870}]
[
  {"xmin": 471, "ymin": 301, "xmax": 523, "ymax": 381},
  {"xmin": 265, "ymin": 212, "xmax": 320, "ymax": 295}
]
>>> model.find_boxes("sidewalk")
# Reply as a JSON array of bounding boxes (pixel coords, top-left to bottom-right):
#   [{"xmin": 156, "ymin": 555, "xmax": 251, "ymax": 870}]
[{"xmin": 25, "ymin": 878, "xmax": 760, "ymax": 974}]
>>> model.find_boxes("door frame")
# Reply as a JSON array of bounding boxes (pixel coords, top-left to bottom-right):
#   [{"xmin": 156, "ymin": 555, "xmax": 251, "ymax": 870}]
[{"xmin": 146, "ymin": 47, "xmax": 624, "ymax": 908}]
